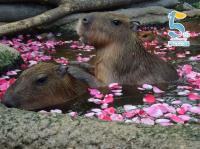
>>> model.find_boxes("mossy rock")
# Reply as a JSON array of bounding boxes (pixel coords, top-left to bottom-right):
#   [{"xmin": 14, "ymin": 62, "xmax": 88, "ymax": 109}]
[
  {"xmin": 0, "ymin": 43, "xmax": 23, "ymax": 74},
  {"xmin": 0, "ymin": 104, "xmax": 199, "ymax": 149}
]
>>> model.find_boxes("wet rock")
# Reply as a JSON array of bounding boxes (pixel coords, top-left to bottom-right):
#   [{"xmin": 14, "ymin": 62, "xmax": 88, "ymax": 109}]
[{"xmin": 0, "ymin": 43, "xmax": 23, "ymax": 73}]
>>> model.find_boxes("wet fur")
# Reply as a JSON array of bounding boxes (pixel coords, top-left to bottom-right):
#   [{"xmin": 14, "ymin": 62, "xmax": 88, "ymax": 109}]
[
  {"xmin": 76, "ymin": 13, "xmax": 178, "ymax": 88},
  {"xmin": 2, "ymin": 63, "xmax": 90, "ymax": 111}
]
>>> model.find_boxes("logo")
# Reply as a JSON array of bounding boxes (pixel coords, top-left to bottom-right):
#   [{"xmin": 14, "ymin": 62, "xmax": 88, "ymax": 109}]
[{"xmin": 168, "ymin": 11, "xmax": 190, "ymax": 47}]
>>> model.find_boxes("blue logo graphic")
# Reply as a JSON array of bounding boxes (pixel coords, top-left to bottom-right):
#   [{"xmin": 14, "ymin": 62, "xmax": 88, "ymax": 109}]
[{"xmin": 168, "ymin": 11, "xmax": 190, "ymax": 47}]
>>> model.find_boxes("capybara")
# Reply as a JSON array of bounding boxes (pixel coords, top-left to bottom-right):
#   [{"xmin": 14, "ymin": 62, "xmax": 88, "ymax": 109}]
[
  {"xmin": 76, "ymin": 12, "xmax": 178, "ymax": 88},
  {"xmin": 1, "ymin": 62, "xmax": 103, "ymax": 112}
]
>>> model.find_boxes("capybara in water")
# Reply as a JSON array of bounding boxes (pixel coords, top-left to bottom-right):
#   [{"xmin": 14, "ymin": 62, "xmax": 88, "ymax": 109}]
[
  {"xmin": 76, "ymin": 12, "xmax": 178, "ymax": 88},
  {"xmin": 1, "ymin": 62, "xmax": 103, "ymax": 112}
]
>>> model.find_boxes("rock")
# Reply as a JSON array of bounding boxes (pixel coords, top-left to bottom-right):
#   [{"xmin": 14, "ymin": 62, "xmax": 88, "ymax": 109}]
[
  {"xmin": 0, "ymin": 43, "xmax": 23, "ymax": 73},
  {"xmin": 0, "ymin": 4, "xmax": 50, "ymax": 22},
  {"xmin": 42, "ymin": 5, "xmax": 200, "ymax": 37},
  {"xmin": 130, "ymin": 0, "xmax": 180, "ymax": 8},
  {"xmin": 182, "ymin": 2, "xmax": 195, "ymax": 10},
  {"xmin": 0, "ymin": 104, "xmax": 199, "ymax": 148},
  {"xmin": 42, "ymin": 6, "xmax": 171, "ymax": 37}
]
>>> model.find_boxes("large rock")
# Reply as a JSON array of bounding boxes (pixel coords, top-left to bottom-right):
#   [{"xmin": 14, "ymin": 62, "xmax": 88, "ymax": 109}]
[
  {"xmin": 0, "ymin": 104, "xmax": 199, "ymax": 149},
  {"xmin": 0, "ymin": 4, "xmax": 51, "ymax": 22},
  {"xmin": 0, "ymin": 43, "xmax": 23, "ymax": 73},
  {"xmin": 44, "ymin": 5, "xmax": 200, "ymax": 37},
  {"xmin": 130, "ymin": 0, "xmax": 180, "ymax": 8},
  {"xmin": 41, "ymin": 6, "xmax": 171, "ymax": 37}
]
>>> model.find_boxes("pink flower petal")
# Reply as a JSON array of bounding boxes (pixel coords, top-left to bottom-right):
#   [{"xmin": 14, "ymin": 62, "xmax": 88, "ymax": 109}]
[
  {"xmin": 143, "ymin": 94, "xmax": 156, "ymax": 104},
  {"xmin": 177, "ymin": 107, "xmax": 186, "ymax": 115},
  {"xmin": 155, "ymin": 118, "xmax": 170, "ymax": 123},
  {"xmin": 103, "ymin": 107, "xmax": 116, "ymax": 115},
  {"xmin": 188, "ymin": 92, "xmax": 200, "ymax": 101},
  {"xmin": 110, "ymin": 114, "xmax": 124, "ymax": 122},
  {"xmin": 88, "ymin": 88, "xmax": 103, "ymax": 99},
  {"xmin": 84, "ymin": 112, "xmax": 95, "ymax": 118},
  {"xmin": 142, "ymin": 84, "xmax": 153, "ymax": 90},
  {"xmin": 171, "ymin": 100, "xmax": 182, "ymax": 105},
  {"xmin": 132, "ymin": 117, "xmax": 141, "ymax": 124},
  {"xmin": 98, "ymin": 113, "xmax": 111, "ymax": 121},
  {"xmin": 101, "ymin": 103, "xmax": 108, "ymax": 109},
  {"xmin": 189, "ymin": 106, "xmax": 200, "ymax": 114},
  {"xmin": 178, "ymin": 115, "xmax": 191, "ymax": 121},
  {"xmin": 101, "ymin": 94, "xmax": 114, "ymax": 104},
  {"xmin": 6, "ymin": 71, "xmax": 17, "ymax": 76},
  {"xmin": 141, "ymin": 118, "xmax": 155, "ymax": 125},
  {"xmin": 124, "ymin": 105, "xmax": 137, "ymax": 111},
  {"xmin": 91, "ymin": 108, "xmax": 102, "ymax": 113},
  {"xmin": 153, "ymin": 86, "xmax": 164, "ymax": 93},
  {"xmin": 88, "ymin": 98, "xmax": 101, "ymax": 104},
  {"xmin": 109, "ymin": 83, "xmax": 122, "ymax": 89},
  {"xmin": 68, "ymin": 112, "xmax": 78, "ymax": 118},
  {"xmin": 123, "ymin": 109, "xmax": 139, "ymax": 118},
  {"xmin": 50, "ymin": 109, "xmax": 62, "ymax": 114},
  {"xmin": 170, "ymin": 114, "xmax": 185, "ymax": 124},
  {"xmin": 144, "ymin": 106, "xmax": 163, "ymax": 118}
]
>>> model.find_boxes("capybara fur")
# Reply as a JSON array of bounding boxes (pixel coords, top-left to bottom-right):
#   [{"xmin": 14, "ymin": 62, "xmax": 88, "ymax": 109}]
[
  {"xmin": 76, "ymin": 12, "xmax": 178, "ymax": 88},
  {"xmin": 2, "ymin": 63, "xmax": 102, "ymax": 112}
]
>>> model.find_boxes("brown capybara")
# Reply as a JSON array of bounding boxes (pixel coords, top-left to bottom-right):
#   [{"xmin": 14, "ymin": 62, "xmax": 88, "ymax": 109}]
[
  {"xmin": 76, "ymin": 12, "xmax": 178, "ymax": 88},
  {"xmin": 1, "ymin": 62, "xmax": 103, "ymax": 112}
]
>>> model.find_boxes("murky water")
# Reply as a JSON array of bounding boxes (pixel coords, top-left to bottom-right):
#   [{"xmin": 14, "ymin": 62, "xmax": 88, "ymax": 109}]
[
  {"xmin": 50, "ymin": 20, "xmax": 200, "ymax": 109},
  {"xmin": 0, "ymin": 19, "xmax": 200, "ymax": 124}
]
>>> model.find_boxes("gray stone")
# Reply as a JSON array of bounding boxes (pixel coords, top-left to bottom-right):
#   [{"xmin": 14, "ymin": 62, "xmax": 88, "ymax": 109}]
[
  {"xmin": 130, "ymin": 0, "xmax": 180, "ymax": 8},
  {"xmin": 0, "ymin": 4, "xmax": 50, "ymax": 22},
  {"xmin": 42, "ymin": 6, "xmax": 171, "ymax": 37},
  {"xmin": 43, "ymin": 5, "xmax": 200, "ymax": 37},
  {"xmin": 0, "ymin": 104, "xmax": 199, "ymax": 148}
]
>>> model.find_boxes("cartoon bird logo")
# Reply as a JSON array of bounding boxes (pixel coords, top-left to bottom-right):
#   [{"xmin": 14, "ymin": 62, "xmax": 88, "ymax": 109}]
[{"xmin": 168, "ymin": 11, "xmax": 187, "ymax": 38}]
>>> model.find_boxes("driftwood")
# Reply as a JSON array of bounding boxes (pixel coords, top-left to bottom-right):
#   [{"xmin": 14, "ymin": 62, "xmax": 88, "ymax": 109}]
[{"xmin": 0, "ymin": 104, "xmax": 199, "ymax": 148}]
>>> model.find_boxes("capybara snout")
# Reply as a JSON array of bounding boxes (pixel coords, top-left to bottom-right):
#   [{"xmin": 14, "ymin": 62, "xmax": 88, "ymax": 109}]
[{"xmin": 2, "ymin": 63, "xmax": 89, "ymax": 111}]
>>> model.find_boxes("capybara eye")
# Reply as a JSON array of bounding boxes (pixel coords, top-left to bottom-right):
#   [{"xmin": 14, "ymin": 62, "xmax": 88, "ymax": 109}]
[
  {"xmin": 143, "ymin": 34, "xmax": 148, "ymax": 38},
  {"xmin": 35, "ymin": 75, "xmax": 48, "ymax": 85},
  {"xmin": 111, "ymin": 20, "xmax": 122, "ymax": 26}
]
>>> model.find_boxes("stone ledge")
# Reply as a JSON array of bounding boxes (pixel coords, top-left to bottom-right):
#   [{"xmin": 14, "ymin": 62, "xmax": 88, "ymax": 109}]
[{"xmin": 0, "ymin": 104, "xmax": 199, "ymax": 149}]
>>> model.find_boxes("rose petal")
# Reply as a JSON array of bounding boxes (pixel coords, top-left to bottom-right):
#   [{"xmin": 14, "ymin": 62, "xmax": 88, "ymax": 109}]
[
  {"xmin": 141, "ymin": 118, "xmax": 155, "ymax": 125},
  {"xmin": 188, "ymin": 92, "xmax": 200, "ymax": 101},
  {"xmin": 143, "ymin": 94, "xmax": 156, "ymax": 104},
  {"xmin": 153, "ymin": 86, "xmax": 164, "ymax": 93}
]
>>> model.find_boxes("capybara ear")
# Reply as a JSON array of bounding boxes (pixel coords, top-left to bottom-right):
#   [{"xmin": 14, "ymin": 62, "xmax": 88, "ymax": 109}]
[
  {"xmin": 57, "ymin": 65, "xmax": 69, "ymax": 76},
  {"xmin": 130, "ymin": 20, "xmax": 140, "ymax": 31}
]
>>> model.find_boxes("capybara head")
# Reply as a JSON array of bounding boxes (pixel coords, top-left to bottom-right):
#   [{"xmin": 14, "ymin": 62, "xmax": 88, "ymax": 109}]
[
  {"xmin": 76, "ymin": 12, "xmax": 140, "ymax": 48},
  {"xmin": 1, "ymin": 63, "xmax": 88, "ymax": 111}
]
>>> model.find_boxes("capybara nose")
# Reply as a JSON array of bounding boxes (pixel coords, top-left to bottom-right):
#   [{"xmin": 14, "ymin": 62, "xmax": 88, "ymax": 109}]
[
  {"xmin": 1, "ymin": 94, "xmax": 19, "ymax": 108},
  {"xmin": 82, "ymin": 17, "xmax": 89, "ymax": 24},
  {"xmin": 1, "ymin": 99, "xmax": 15, "ymax": 108}
]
